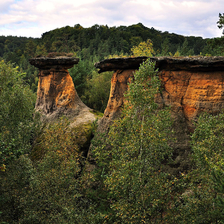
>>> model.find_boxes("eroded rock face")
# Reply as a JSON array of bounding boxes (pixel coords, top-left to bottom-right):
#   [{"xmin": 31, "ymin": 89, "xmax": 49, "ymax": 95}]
[
  {"xmin": 159, "ymin": 70, "xmax": 224, "ymax": 129},
  {"xmin": 29, "ymin": 57, "xmax": 96, "ymax": 125},
  {"xmin": 96, "ymin": 56, "xmax": 224, "ymax": 130},
  {"xmin": 95, "ymin": 57, "xmax": 147, "ymax": 132},
  {"xmin": 97, "ymin": 69, "xmax": 135, "ymax": 132},
  {"xmin": 95, "ymin": 56, "xmax": 224, "ymax": 174}
]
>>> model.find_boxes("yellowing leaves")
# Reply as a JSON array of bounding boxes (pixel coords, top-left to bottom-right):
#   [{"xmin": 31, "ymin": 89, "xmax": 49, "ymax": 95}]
[
  {"xmin": 131, "ymin": 39, "xmax": 155, "ymax": 57},
  {"xmin": 0, "ymin": 164, "xmax": 6, "ymax": 172}
]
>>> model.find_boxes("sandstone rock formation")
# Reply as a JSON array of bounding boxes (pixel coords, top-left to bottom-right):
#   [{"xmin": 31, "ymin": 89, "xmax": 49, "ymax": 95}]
[
  {"xmin": 95, "ymin": 56, "xmax": 224, "ymax": 173},
  {"xmin": 96, "ymin": 56, "xmax": 224, "ymax": 130},
  {"xmin": 29, "ymin": 56, "xmax": 97, "ymax": 126},
  {"xmin": 153, "ymin": 56, "xmax": 224, "ymax": 129},
  {"xmin": 95, "ymin": 57, "xmax": 148, "ymax": 131}
]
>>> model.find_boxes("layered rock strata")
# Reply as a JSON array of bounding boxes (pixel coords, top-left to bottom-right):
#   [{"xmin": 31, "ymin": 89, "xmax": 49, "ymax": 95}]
[
  {"xmin": 95, "ymin": 56, "xmax": 224, "ymax": 173},
  {"xmin": 29, "ymin": 57, "xmax": 96, "ymax": 126}
]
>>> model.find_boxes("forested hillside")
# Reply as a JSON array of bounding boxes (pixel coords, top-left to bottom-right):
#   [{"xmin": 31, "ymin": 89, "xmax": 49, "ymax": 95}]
[
  {"xmin": 0, "ymin": 23, "xmax": 223, "ymax": 111},
  {"xmin": 0, "ymin": 23, "xmax": 224, "ymax": 223}
]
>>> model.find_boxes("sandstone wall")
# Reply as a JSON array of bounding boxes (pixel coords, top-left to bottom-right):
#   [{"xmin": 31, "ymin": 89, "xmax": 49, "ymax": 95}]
[
  {"xmin": 96, "ymin": 56, "xmax": 224, "ymax": 131},
  {"xmin": 95, "ymin": 56, "xmax": 224, "ymax": 173},
  {"xmin": 160, "ymin": 70, "xmax": 224, "ymax": 129},
  {"xmin": 36, "ymin": 68, "xmax": 83, "ymax": 114}
]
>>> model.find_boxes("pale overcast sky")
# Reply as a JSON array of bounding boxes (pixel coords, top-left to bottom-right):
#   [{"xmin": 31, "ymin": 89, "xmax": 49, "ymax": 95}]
[{"xmin": 0, "ymin": 0, "xmax": 223, "ymax": 38}]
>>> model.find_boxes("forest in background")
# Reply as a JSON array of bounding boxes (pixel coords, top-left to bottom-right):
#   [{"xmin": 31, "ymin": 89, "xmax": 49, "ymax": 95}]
[
  {"xmin": 1, "ymin": 20, "xmax": 224, "ymax": 223},
  {"xmin": 0, "ymin": 22, "xmax": 224, "ymax": 111}
]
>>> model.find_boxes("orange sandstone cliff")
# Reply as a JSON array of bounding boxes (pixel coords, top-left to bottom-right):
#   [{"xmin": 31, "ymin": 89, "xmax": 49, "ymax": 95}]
[
  {"xmin": 96, "ymin": 56, "xmax": 224, "ymax": 130},
  {"xmin": 155, "ymin": 57, "xmax": 224, "ymax": 128},
  {"xmin": 95, "ymin": 56, "xmax": 224, "ymax": 173}
]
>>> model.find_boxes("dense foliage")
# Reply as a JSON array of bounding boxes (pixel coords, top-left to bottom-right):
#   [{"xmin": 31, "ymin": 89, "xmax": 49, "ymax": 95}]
[
  {"xmin": 1, "ymin": 58, "xmax": 224, "ymax": 223},
  {"xmin": 0, "ymin": 119, "xmax": 103, "ymax": 224},
  {"xmin": 0, "ymin": 19, "xmax": 224, "ymax": 223},
  {"xmin": 91, "ymin": 59, "xmax": 176, "ymax": 223},
  {"xmin": 0, "ymin": 60, "xmax": 36, "ymax": 172}
]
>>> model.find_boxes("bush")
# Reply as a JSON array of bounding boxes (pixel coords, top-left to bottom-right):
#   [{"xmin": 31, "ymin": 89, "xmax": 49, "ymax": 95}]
[{"xmin": 0, "ymin": 118, "xmax": 102, "ymax": 224}]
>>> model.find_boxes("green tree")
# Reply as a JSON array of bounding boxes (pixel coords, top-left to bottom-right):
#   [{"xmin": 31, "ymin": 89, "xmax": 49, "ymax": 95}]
[
  {"xmin": 179, "ymin": 39, "xmax": 194, "ymax": 56},
  {"xmin": 217, "ymin": 13, "xmax": 224, "ymax": 35},
  {"xmin": 92, "ymin": 59, "xmax": 176, "ymax": 223},
  {"xmin": 160, "ymin": 37, "xmax": 170, "ymax": 56},
  {"xmin": 35, "ymin": 44, "xmax": 47, "ymax": 56},
  {"xmin": 190, "ymin": 112, "xmax": 224, "ymax": 222},
  {"xmin": 0, "ymin": 119, "xmax": 103, "ymax": 223},
  {"xmin": 24, "ymin": 39, "xmax": 36, "ymax": 58},
  {"xmin": 68, "ymin": 59, "xmax": 95, "ymax": 97},
  {"xmin": 0, "ymin": 60, "xmax": 36, "ymax": 171},
  {"xmin": 82, "ymin": 70, "xmax": 112, "ymax": 112},
  {"xmin": 171, "ymin": 112, "xmax": 224, "ymax": 223}
]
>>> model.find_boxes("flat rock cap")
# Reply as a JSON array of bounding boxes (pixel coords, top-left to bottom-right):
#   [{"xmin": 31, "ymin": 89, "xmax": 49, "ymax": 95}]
[
  {"xmin": 29, "ymin": 57, "xmax": 79, "ymax": 69},
  {"xmin": 95, "ymin": 56, "xmax": 148, "ymax": 73},
  {"xmin": 152, "ymin": 56, "xmax": 224, "ymax": 71},
  {"xmin": 95, "ymin": 56, "xmax": 224, "ymax": 73}
]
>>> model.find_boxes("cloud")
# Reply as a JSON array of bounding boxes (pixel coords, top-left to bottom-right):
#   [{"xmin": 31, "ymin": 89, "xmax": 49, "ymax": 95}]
[
  {"xmin": 0, "ymin": 0, "xmax": 14, "ymax": 13},
  {"xmin": 0, "ymin": 0, "xmax": 222, "ymax": 38}
]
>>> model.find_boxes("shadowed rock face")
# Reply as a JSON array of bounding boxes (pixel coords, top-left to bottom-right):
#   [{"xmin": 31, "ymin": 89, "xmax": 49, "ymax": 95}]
[
  {"xmin": 29, "ymin": 57, "xmax": 95, "ymax": 125},
  {"xmin": 95, "ymin": 56, "xmax": 224, "ymax": 173}
]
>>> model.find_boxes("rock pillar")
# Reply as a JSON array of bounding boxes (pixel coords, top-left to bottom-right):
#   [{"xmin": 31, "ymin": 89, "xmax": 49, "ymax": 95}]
[{"xmin": 29, "ymin": 57, "xmax": 95, "ymax": 125}]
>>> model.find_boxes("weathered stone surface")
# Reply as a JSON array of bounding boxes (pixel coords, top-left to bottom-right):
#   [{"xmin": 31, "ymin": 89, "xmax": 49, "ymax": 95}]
[
  {"xmin": 152, "ymin": 56, "xmax": 224, "ymax": 72},
  {"xmin": 97, "ymin": 69, "xmax": 135, "ymax": 132},
  {"xmin": 96, "ymin": 56, "xmax": 224, "ymax": 73},
  {"xmin": 29, "ymin": 57, "xmax": 97, "ymax": 126},
  {"xmin": 96, "ymin": 56, "xmax": 224, "ymax": 128},
  {"xmin": 95, "ymin": 56, "xmax": 224, "ymax": 174},
  {"xmin": 29, "ymin": 57, "xmax": 79, "ymax": 70},
  {"xmin": 159, "ymin": 70, "xmax": 224, "ymax": 129}
]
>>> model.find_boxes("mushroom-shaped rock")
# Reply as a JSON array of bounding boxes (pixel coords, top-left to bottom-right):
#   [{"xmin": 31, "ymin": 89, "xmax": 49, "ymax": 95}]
[{"xmin": 29, "ymin": 57, "xmax": 96, "ymax": 126}]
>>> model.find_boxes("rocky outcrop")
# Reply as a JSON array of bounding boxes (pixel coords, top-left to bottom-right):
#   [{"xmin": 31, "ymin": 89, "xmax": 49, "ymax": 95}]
[
  {"xmin": 96, "ymin": 56, "xmax": 224, "ymax": 130},
  {"xmin": 95, "ymin": 57, "xmax": 147, "ymax": 131},
  {"xmin": 29, "ymin": 57, "xmax": 97, "ymax": 126},
  {"xmin": 95, "ymin": 56, "xmax": 224, "ymax": 173},
  {"xmin": 154, "ymin": 56, "xmax": 224, "ymax": 131}
]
